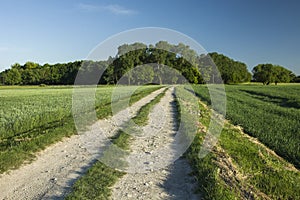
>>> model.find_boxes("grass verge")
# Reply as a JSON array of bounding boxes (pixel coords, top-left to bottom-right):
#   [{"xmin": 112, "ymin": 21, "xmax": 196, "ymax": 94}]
[{"xmin": 174, "ymin": 86, "xmax": 236, "ymax": 199}]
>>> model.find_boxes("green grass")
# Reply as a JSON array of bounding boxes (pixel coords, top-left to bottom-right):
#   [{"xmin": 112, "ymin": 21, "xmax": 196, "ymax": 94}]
[
  {"xmin": 0, "ymin": 85, "xmax": 162, "ymax": 173},
  {"xmin": 66, "ymin": 88, "xmax": 167, "ymax": 199},
  {"xmin": 175, "ymin": 86, "xmax": 236, "ymax": 199},
  {"xmin": 65, "ymin": 161, "xmax": 124, "ymax": 200},
  {"xmin": 220, "ymin": 123, "xmax": 300, "ymax": 199},
  {"xmin": 184, "ymin": 85, "xmax": 300, "ymax": 199},
  {"xmin": 192, "ymin": 84, "xmax": 300, "ymax": 168}
]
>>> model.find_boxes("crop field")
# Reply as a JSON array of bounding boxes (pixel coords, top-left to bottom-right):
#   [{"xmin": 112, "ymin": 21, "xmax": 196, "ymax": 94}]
[
  {"xmin": 0, "ymin": 85, "xmax": 162, "ymax": 173},
  {"xmin": 192, "ymin": 84, "xmax": 300, "ymax": 168},
  {"xmin": 185, "ymin": 84, "xmax": 300, "ymax": 199}
]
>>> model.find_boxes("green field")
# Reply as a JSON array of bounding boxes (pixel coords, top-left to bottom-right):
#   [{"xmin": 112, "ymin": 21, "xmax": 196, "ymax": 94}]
[
  {"xmin": 192, "ymin": 84, "xmax": 300, "ymax": 168},
  {"xmin": 187, "ymin": 84, "xmax": 300, "ymax": 199},
  {"xmin": 0, "ymin": 85, "xmax": 162, "ymax": 173}
]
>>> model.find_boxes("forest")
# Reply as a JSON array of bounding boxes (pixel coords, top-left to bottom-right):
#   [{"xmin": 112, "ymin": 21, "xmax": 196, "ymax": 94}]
[{"xmin": 0, "ymin": 41, "xmax": 298, "ymax": 85}]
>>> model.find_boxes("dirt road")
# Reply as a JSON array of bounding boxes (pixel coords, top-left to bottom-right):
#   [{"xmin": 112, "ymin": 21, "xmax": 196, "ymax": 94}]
[{"xmin": 111, "ymin": 88, "xmax": 200, "ymax": 200}]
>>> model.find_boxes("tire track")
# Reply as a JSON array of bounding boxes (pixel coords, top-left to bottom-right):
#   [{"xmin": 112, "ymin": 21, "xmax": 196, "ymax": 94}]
[{"xmin": 112, "ymin": 87, "xmax": 200, "ymax": 200}]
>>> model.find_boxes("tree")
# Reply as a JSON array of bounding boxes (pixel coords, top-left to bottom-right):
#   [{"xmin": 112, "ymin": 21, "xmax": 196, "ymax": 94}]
[
  {"xmin": 113, "ymin": 54, "xmax": 135, "ymax": 85},
  {"xmin": 131, "ymin": 65, "xmax": 154, "ymax": 85},
  {"xmin": 11, "ymin": 63, "xmax": 22, "ymax": 69},
  {"xmin": 252, "ymin": 64, "xmax": 295, "ymax": 85},
  {"xmin": 273, "ymin": 65, "xmax": 294, "ymax": 84},
  {"xmin": 174, "ymin": 43, "xmax": 198, "ymax": 68},
  {"xmin": 149, "ymin": 44, "xmax": 170, "ymax": 84},
  {"xmin": 208, "ymin": 52, "xmax": 251, "ymax": 84},
  {"xmin": 3, "ymin": 68, "xmax": 21, "ymax": 85},
  {"xmin": 292, "ymin": 75, "xmax": 300, "ymax": 83},
  {"xmin": 24, "ymin": 61, "xmax": 39, "ymax": 69}
]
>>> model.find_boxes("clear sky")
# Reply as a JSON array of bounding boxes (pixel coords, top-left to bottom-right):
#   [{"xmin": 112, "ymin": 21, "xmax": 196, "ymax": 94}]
[{"xmin": 0, "ymin": 0, "xmax": 299, "ymax": 74}]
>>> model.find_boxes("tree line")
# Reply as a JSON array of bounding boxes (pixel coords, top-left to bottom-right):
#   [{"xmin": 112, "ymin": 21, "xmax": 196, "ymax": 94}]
[{"xmin": 0, "ymin": 41, "xmax": 298, "ymax": 85}]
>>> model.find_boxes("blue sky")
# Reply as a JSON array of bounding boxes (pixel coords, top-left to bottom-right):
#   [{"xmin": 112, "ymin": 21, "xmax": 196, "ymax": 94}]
[{"xmin": 0, "ymin": 0, "xmax": 299, "ymax": 74}]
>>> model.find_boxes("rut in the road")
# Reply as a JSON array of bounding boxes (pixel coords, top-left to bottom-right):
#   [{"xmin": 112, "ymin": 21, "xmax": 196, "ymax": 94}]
[
  {"xmin": 112, "ymin": 88, "xmax": 200, "ymax": 200},
  {"xmin": 0, "ymin": 88, "xmax": 166, "ymax": 200}
]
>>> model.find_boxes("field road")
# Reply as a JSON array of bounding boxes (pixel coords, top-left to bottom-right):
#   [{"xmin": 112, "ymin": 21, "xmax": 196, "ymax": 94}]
[
  {"xmin": 0, "ymin": 87, "xmax": 166, "ymax": 199},
  {"xmin": 112, "ymin": 87, "xmax": 200, "ymax": 199}
]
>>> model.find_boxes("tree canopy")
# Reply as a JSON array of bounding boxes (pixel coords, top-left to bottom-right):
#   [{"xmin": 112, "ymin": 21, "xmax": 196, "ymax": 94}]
[
  {"xmin": 208, "ymin": 52, "xmax": 252, "ymax": 84},
  {"xmin": 252, "ymin": 64, "xmax": 296, "ymax": 85},
  {"xmin": 0, "ymin": 41, "xmax": 266, "ymax": 86}
]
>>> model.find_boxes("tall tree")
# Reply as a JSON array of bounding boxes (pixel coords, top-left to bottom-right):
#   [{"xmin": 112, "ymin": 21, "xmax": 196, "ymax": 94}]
[
  {"xmin": 208, "ymin": 52, "xmax": 251, "ymax": 84},
  {"xmin": 2, "ymin": 68, "xmax": 21, "ymax": 85},
  {"xmin": 131, "ymin": 65, "xmax": 154, "ymax": 85},
  {"xmin": 252, "ymin": 64, "xmax": 295, "ymax": 85}
]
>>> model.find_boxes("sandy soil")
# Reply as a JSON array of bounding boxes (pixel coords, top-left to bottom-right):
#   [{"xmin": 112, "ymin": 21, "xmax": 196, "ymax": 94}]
[{"xmin": 0, "ymin": 87, "xmax": 166, "ymax": 200}]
